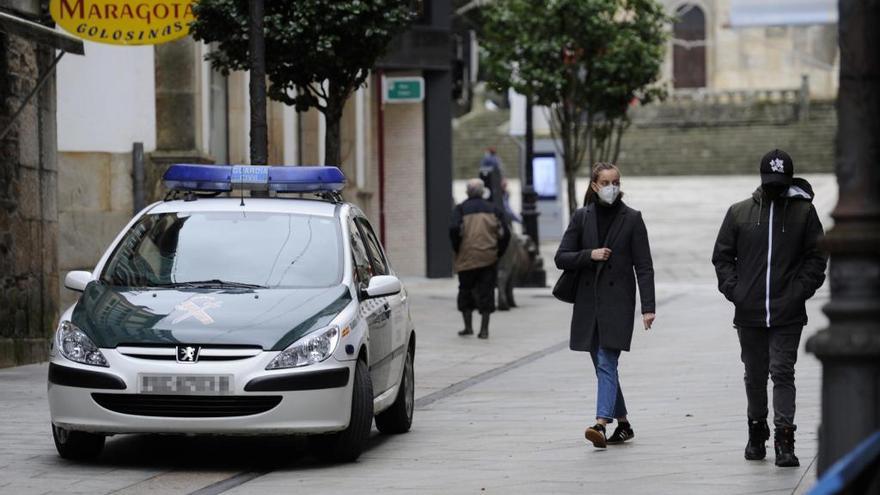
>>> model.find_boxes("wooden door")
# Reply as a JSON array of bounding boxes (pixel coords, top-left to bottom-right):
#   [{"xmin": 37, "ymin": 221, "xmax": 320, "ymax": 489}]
[{"xmin": 673, "ymin": 5, "xmax": 707, "ymax": 89}]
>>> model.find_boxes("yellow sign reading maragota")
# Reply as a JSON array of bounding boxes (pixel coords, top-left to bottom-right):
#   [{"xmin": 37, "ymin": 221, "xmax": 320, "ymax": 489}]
[{"xmin": 50, "ymin": 0, "xmax": 195, "ymax": 46}]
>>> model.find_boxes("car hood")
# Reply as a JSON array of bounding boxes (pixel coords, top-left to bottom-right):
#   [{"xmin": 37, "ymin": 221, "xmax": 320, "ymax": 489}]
[{"xmin": 71, "ymin": 282, "xmax": 352, "ymax": 351}]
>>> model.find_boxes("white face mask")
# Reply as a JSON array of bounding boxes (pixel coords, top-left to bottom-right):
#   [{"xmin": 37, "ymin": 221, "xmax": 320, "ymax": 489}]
[{"xmin": 597, "ymin": 185, "xmax": 620, "ymax": 204}]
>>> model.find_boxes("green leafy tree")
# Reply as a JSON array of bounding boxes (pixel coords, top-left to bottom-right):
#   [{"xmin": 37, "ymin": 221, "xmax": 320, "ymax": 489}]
[
  {"xmin": 483, "ymin": 0, "xmax": 669, "ymax": 213},
  {"xmin": 191, "ymin": 0, "xmax": 414, "ymax": 166}
]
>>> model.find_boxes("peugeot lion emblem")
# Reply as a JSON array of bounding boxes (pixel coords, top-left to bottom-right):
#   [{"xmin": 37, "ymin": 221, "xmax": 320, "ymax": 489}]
[{"xmin": 176, "ymin": 345, "xmax": 200, "ymax": 363}]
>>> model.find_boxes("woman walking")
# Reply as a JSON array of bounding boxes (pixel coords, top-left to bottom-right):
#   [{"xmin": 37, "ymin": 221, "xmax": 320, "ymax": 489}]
[{"xmin": 554, "ymin": 162, "xmax": 656, "ymax": 448}]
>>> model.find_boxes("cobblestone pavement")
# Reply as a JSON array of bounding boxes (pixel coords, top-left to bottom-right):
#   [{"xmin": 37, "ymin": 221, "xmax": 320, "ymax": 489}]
[{"xmin": 0, "ymin": 175, "xmax": 835, "ymax": 494}]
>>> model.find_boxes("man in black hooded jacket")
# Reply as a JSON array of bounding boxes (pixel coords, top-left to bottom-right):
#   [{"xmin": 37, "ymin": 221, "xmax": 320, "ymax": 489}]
[{"xmin": 712, "ymin": 149, "xmax": 827, "ymax": 468}]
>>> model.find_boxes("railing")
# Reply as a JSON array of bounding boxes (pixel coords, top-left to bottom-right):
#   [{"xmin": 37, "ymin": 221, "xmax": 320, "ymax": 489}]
[
  {"xmin": 808, "ymin": 431, "xmax": 880, "ymax": 495},
  {"xmin": 666, "ymin": 87, "xmax": 803, "ymax": 105}
]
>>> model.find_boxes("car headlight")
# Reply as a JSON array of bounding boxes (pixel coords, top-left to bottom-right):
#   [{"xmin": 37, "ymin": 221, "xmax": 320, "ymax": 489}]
[
  {"xmin": 54, "ymin": 321, "xmax": 108, "ymax": 367},
  {"xmin": 266, "ymin": 326, "xmax": 340, "ymax": 370}
]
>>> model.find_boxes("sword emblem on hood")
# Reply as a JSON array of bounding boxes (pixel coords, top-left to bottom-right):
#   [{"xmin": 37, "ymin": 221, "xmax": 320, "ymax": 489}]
[{"xmin": 172, "ymin": 295, "xmax": 223, "ymax": 325}]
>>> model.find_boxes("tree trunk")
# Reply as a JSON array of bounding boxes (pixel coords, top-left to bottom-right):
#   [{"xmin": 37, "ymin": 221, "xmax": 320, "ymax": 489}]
[
  {"xmin": 566, "ymin": 162, "xmax": 578, "ymax": 214},
  {"xmin": 612, "ymin": 118, "xmax": 626, "ymax": 164},
  {"xmin": 586, "ymin": 116, "xmax": 596, "ymax": 171},
  {"xmin": 324, "ymin": 107, "xmax": 342, "ymax": 166},
  {"xmin": 248, "ymin": 0, "xmax": 268, "ymax": 166},
  {"xmin": 561, "ymin": 108, "xmax": 579, "ymax": 215}
]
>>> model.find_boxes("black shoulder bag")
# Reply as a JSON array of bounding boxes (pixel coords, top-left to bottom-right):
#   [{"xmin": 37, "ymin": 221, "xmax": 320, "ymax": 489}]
[
  {"xmin": 552, "ymin": 210, "xmax": 587, "ymax": 304},
  {"xmin": 552, "ymin": 270, "xmax": 580, "ymax": 304}
]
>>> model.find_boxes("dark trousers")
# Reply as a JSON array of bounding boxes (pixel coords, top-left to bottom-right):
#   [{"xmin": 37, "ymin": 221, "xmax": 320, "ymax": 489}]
[
  {"xmin": 736, "ymin": 324, "xmax": 803, "ymax": 428},
  {"xmin": 457, "ymin": 264, "xmax": 496, "ymax": 313}
]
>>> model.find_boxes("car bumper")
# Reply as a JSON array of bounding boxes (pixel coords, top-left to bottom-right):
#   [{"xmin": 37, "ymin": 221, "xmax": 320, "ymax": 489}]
[{"xmin": 47, "ymin": 351, "xmax": 355, "ymax": 435}]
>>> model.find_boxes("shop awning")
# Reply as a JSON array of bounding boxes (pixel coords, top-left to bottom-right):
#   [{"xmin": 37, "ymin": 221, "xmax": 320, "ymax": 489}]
[{"xmin": 0, "ymin": 11, "xmax": 84, "ymax": 54}]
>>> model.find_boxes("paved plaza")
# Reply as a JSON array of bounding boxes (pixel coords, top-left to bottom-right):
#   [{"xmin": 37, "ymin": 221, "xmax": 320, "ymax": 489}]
[{"xmin": 0, "ymin": 175, "xmax": 836, "ymax": 494}]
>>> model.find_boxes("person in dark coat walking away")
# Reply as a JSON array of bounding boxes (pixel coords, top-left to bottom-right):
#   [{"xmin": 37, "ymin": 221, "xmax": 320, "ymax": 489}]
[
  {"xmin": 479, "ymin": 146, "xmax": 504, "ymax": 179},
  {"xmin": 712, "ymin": 149, "xmax": 827, "ymax": 468},
  {"xmin": 555, "ymin": 163, "xmax": 655, "ymax": 449},
  {"xmin": 451, "ymin": 179, "xmax": 510, "ymax": 339}
]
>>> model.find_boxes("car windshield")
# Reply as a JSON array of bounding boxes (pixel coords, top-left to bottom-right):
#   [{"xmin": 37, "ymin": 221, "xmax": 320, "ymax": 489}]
[{"xmin": 101, "ymin": 211, "xmax": 342, "ymax": 289}]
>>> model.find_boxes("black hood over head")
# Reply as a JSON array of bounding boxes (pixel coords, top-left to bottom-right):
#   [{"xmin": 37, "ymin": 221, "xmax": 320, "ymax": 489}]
[
  {"xmin": 752, "ymin": 177, "xmax": 815, "ymax": 203},
  {"xmin": 750, "ymin": 177, "xmax": 815, "ymax": 229}
]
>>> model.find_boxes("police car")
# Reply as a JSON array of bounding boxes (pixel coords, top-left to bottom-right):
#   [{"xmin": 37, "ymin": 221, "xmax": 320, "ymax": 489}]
[{"xmin": 48, "ymin": 165, "xmax": 415, "ymax": 462}]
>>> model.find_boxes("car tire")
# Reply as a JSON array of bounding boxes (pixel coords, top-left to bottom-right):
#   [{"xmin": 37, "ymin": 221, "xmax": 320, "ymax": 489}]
[
  {"xmin": 375, "ymin": 341, "xmax": 414, "ymax": 434},
  {"xmin": 52, "ymin": 423, "xmax": 105, "ymax": 460},
  {"xmin": 311, "ymin": 359, "xmax": 373, "ymax": 463}
]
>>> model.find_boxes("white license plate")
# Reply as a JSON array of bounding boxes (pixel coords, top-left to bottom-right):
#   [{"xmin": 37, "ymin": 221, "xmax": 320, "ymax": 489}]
[{"xmin": 139, "ymin": 374, "xmax": 233, "ymax": 395}]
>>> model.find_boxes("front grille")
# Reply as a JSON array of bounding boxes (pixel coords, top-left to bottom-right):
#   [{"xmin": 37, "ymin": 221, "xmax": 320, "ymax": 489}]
[
  {"xmin": 91, "ymin": 393, "xmax": 281, "ymax": 417},
  {"xmin": 116, "ymin": 345, "xmax": 262, "ymax": 362}
]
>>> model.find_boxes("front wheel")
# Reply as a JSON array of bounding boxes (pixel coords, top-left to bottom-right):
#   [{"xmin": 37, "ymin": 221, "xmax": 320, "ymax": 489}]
[
  {"xmin": 52, "ymin": 423, "xmax": 104, "ymax": 460},
  {"xmin": 310, "ymin": 359, "xmax": 373, "ymax": 462},
  {"xmin": 375, "ymin": 342, "xmax": 414, "ymax": 434}
]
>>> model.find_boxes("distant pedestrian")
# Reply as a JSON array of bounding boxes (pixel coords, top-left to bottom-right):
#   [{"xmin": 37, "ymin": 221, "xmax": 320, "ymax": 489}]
[
  {"xmin": 450, "ymin": 179, "xmax": 511, "ymax": 339},
  {"xmin": 479, "ymin": 146, "xmax": 504, "ymax": 178},
  {"xmin": 555, "ymin": 162, "xmax": 655, "ymax": 449},
  {"xmin": 501, "ymin": 179, "xmax": 521, "ymax": 225},
  {"xmin": 712, "ymin": 149, "xmax": 827, "ymax": 467},
  {"xmin": 479, "ymin": 147, "xmax": 505, "ymax": 203}
]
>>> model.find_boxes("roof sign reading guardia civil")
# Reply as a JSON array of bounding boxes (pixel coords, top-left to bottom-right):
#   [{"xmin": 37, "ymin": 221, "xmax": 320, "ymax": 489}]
[{"xmin": 50, "ymin": 0, "xmax": 195, "ymax": 46}]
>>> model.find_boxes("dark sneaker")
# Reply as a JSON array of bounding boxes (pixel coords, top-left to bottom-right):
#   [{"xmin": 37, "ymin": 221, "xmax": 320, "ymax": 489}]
[
  {"xmin": 607, "ymin": 422, "xmax": 635, "ymax": 444},
  {"xmin": 457, "ymin": 328, "xmax": 474, "ymax": 336},
  {"xmin": 774, "ymin": 426, "xmax": 800, "ymax": 467},
  {"xmin": 585, "ymin": 423, "xmax": 607, "ymax": 449},
  {"xmin": 745, "ymin": 419, "xmax": 770, "ymax": 460}
]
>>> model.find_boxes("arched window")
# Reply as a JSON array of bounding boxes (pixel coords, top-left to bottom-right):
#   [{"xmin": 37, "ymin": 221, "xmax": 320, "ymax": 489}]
[{"xmin": 673, "ymin": 4, "xmax": 707, "ymax": 89}]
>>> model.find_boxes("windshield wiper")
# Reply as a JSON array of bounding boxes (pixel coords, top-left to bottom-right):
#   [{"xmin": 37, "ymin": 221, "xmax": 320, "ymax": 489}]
[{"xmin": 156, "ymin": 279, "xmax": 266, "ymax": 289}]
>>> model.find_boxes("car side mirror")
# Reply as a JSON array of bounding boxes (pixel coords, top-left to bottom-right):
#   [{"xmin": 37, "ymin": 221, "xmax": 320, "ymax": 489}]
[
  {"xmin": 64, "ymin": 271, "xmax": 93, "ymax": 292},
  {"xmin": 363, "ymin": 275, "xmax": 401, "ymax": 299}
]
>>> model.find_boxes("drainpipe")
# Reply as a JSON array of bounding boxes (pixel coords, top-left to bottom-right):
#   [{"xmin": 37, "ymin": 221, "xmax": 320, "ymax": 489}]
[
  {"xmin": 132, "ymin": 142, "xmax": 144, "ymax": 215},
  {"xmin": 375, "ymin": 70, "xmax": 387, "ymax": 245}
]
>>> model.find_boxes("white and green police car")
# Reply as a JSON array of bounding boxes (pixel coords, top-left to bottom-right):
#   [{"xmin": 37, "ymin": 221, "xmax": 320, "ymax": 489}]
[{"xmin": 48, "ymin": 165, "xmax": 415, "ymax": 462}]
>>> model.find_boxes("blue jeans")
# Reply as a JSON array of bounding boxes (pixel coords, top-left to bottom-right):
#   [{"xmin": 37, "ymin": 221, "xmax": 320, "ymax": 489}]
[{"xmin": 589, "ymin": 346, "xmax": 628, "ymax": 421}]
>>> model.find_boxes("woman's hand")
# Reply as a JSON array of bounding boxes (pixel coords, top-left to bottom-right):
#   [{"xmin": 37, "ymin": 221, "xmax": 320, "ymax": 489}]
[
  {"xmin": 643, "ymin": 312, "xmax": 655, "ymax": 330},
  {"xmin": 591, "ymin": 248, "xmax": 612, "ymax": 261}
]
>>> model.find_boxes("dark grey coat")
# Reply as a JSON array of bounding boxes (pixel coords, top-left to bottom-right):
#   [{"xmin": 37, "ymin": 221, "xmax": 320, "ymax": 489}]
[{"xmin": 554, "ymin": 202, "xmax": 655, "ymax": 352}]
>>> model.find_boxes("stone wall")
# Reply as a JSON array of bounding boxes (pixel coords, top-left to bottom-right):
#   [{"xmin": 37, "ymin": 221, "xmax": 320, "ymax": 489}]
[
  {"xmin": 381, "ymin": 97, "xmax": 427, "ymax": 277},
  {"xmin": 0, "ymin": 33, "xmax": 59, "ymax": 367},
  {"xmin": 453, "ymin": 100, "xmax": 836, "ymax": 179},
  {"xmin": 618, "ymin": 100, "xmax": 836, "ymax": 175},
  {"xmin": 57, "ymin": 152, "xmax": 133, "ymax": 311}
]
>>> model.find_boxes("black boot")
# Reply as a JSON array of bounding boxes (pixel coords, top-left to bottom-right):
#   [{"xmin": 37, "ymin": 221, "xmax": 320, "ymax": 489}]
[
  {"xmin": 477, "ymin": 312, "xmax": 490, "ymax": 339},
  {"xmin": 774, "ymin": 425, "xmax": 800, "ymax": 467},
  {"xmin": 458, "ymin": 311, "xmax": 473, "ymax": 336},
  {"xmin": 745, "ymin": 419, "xmax": 769, "ymax": 460}
]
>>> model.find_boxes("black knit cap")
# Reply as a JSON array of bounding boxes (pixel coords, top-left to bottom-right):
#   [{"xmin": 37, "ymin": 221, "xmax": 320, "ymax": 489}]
[{"xmin": 760, "ymin": 149, "xmax": 793, "ymax": 186}]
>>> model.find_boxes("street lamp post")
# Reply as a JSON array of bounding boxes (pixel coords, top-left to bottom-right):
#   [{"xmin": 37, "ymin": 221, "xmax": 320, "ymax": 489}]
[
  {"xmin": 522, "ymin": 95, "xmax": 539, "ymax": 244},
  {"xmin": 520, "ymin": 94, "xmax": 546, "ymax": 287},
  {"xmin": 805, "ymin": 0, "xmax": 880, "ymax": 478}
]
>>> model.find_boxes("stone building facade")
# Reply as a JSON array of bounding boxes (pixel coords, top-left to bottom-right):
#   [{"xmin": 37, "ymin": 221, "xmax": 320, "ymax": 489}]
[
  {"xmin": 0, "ymin": 3, "xmax": 61, "ymax": 367},
  {"xmin": 661, "ymin": 0, "xmax": 838, "ymax": 98}
]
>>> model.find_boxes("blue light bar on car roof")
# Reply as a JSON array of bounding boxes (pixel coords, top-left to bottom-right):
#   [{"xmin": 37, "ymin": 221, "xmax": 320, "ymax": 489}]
[{"xmin": 163, "ymin": 164, "xmax": 346, "ymax": 193}]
